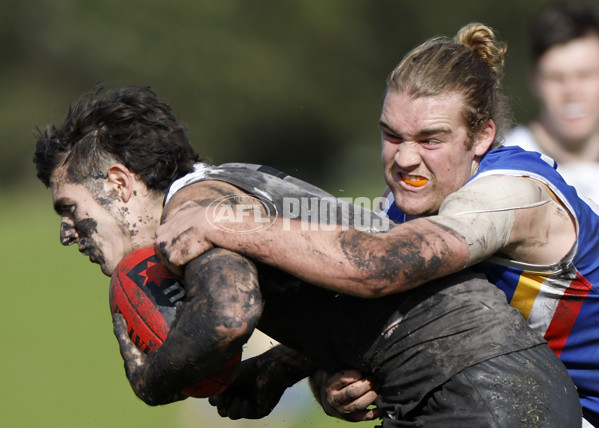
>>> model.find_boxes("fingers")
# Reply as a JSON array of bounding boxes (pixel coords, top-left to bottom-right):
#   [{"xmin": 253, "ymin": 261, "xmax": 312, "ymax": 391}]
[
  {"xmin": 112, "ymin": 314, "xmax": 144, "ymax": 370},
  {"xmin": 209, "ymin": 392, "xmax": 239, "ymax": 419},
  {"xmin": 209, "ymin": 394, "xmax": 257, "ymax": 420},
  {"xmin": 334, "ymin": 389, "xmax": 385, "ymax": 422},
  {"xmin": 155, "ymin": 206, "xmax": 214, "ymax": 268},
  {"xmin": 343, "ymin": 407, "xmax": 387, "ymax": 422},
  {"xmin": 112, "ymin": 313, "xmax": 130, "ymax": 350},
  {"xmin": 324, "ymin": 369, "xmax": 375, "ymax": 408},
  {"xmin": 335, "ymin": 389, "xmax": 378, "ymax": 413},
  {"xmin": 155, "ymin": 223, "xmax": 194, "ymax": 267},
  {"xmin": 226, "ymin": 398, "xmax": 251, "ymax": 420},
  {"xmin": 320, "ymin": 370, "xmax": 381, "ymax": 422},
  {"xmin": 154, "ymin": 244, "xmax": 184, "ymax": 279},
  {"xmin": 324, "ymin": 368, "xmax": 369, "ymax": 390}
]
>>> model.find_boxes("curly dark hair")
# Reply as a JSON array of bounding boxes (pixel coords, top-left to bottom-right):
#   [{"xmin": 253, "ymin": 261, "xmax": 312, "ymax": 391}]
[{"xmin": 33, "ymin": 85, "xmax": 200, "ymax": 191}]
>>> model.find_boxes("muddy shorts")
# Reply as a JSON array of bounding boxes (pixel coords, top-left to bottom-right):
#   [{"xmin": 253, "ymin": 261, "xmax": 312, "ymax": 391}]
[{"xmin": 379, "ymin": 344, "xmax": 581, "ymax": 428}]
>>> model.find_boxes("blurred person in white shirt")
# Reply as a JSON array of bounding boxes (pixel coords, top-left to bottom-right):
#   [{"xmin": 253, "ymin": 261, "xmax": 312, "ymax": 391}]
[{"xmin": 504, "ymin": 0, "xmax": 599, "ymax": 204}]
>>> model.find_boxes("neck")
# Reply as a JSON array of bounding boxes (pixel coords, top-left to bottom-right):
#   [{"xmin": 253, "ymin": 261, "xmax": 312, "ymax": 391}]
[{"xmin": 126, "ymin": 188, "xmax": 166, "ymax": 248}]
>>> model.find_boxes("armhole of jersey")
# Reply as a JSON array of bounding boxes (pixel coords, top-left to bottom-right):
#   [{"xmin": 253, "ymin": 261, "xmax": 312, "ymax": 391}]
[
  {"xmin": 470, "ymin": 172, "xmax": 580, "ymax": 271},
  {"xmin": 471, "ymin": 170, "xmax": 579, "ymax": 235},
  {"xmin": 164, "ymin": 163, "xmax": 210, "ymax": 206},
  {"xmin": 524, "ymin": 177, "xmax": 578, "ymax": 237}
]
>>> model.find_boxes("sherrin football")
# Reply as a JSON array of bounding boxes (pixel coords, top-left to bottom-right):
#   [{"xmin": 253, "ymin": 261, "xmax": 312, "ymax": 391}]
[{"xmin": 109, "ymin": 246, "xmax": 241, "ymax": 398}]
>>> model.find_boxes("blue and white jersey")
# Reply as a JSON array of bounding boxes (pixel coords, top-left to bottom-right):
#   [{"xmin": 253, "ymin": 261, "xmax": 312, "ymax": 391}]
[{"xmin": 385, "ymin": 145, "xmax": 599, "ymax": 420}]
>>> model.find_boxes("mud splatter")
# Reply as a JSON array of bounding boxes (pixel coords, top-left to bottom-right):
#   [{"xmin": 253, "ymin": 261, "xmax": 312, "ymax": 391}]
[
  {"xmin": 60, "ymin": 221, "xmax": 77, "ymax": 245},
  {"xmin": 75, "ymin": 217, "xmax": 98, "ymax": 238}
]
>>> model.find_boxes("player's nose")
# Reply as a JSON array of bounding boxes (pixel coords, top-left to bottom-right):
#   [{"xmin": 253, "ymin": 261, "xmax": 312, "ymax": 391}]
[
  {"xmin": 394, "ymin": 141, "xmax": 420, "ymax": 168},
  {"xmin": 60, "ymin": 220, "xmax": 78, "ymax": 246}
]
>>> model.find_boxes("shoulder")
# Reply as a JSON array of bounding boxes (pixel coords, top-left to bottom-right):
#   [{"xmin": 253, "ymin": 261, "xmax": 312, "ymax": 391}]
[
  {"xmin": 443, "ymin": 175, "xmax": 550, "ymax": 215},
  {"xmin": 163, "ymin": 179, "xmax": 253, "ymax": 220},
  {"xmin": 476, "ymin": 146, "xmax": 559, "ymax": 182},
  {"xmin": 164, "ymin": 162, "xmax": 256, "ymax": 209},
  {"xmin": 164, "ymin": 162, "xmax": 213, "ymax": 205}
]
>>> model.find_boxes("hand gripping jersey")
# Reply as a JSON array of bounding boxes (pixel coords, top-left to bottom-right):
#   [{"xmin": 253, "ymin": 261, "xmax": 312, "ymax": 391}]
[{"xmin": 386, "ymin": 145, "xmax": 599, "ymax": 422}]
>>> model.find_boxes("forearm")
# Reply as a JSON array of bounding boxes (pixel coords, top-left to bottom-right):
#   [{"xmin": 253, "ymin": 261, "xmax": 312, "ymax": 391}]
[
  {"xmin": 207, "ymin": 344, "xmax": 318, "ymax": 419},
  {"xmin": 136, "ymin": 249, "xmax": 262, "ymax": 404},
  {"xmin": 251, "ymin": 344, "xmax": 318, "ymax": 389},
  {"xmin": 157, "ymin": 183, "xmax": 469, "ymax": 298},
  {"xmin": 205, "ymin": 216, "xmax": 469, "ymax": 298}
]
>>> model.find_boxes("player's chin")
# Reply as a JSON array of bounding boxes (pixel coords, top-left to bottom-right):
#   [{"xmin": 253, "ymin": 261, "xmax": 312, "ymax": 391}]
[
  {"xmin": 99, "ymin": 259, "xmax": 115, "ymax": 277},
  {"xmin": 96, "ymin": 250, "xmax": 123, "ymax": 277},
  {"xmin": 394, "ymin": 195, "xmax": 437, "ymax": 217}
]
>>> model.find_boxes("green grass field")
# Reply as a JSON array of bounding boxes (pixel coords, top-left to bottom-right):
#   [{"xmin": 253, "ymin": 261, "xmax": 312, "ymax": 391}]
[{"xmin": 1, "ymin": 187, "xmax": 374, "ymax": 428}]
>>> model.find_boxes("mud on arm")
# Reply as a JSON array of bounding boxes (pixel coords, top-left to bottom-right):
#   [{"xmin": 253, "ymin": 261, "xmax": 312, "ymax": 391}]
[
  {"xmin": 114, "ymin": 248, "xmax": 263, "ymax": 405},
  {"xmin": 209, "ymin": 344, "xmax": 318, "ymax": 419}
]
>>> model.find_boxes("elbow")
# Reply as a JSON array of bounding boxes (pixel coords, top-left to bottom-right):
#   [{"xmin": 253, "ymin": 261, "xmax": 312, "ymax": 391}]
[
  {"xmin": 342, "ymin": 275, "xmax": 411, "ymax": 298},
  {"xmin": 216, "ymin": 300, "xmax": 263, "ymax": 354},
  {"xmin": 354, "ymin": 282, "xmax": 398, "ymax": 298},
  {"xmin": 223, "ymin": 316, "xmax": 260, "ymax": 352},
  {"xmin": 138, "ymin": 394, "xmax": 166, "ymax": 407}
]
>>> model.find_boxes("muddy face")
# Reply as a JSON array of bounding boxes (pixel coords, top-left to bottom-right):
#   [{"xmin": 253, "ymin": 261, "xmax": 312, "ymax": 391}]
[
  {"xmin": 72, "ymin": 217, "xmax": 106, "ymax": 267},
  {"xmin": 51, "ymin": 175, "xmax": 135, "ymax": 276}
]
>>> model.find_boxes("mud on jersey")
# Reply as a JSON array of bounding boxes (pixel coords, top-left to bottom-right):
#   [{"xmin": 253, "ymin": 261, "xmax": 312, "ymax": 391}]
[
  {"xmin": 166, "ymin": 162, "xmax": 391, "ymax": 233},
  {"xmin": 166, "ymin": 161, "xmax": 549, "ymax": 420}
]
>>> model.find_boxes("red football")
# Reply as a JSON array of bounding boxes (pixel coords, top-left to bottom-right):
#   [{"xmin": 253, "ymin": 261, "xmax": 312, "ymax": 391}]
[{"xmin": 109, "ymin": 246, "xmax": 241, "ymax": 398}]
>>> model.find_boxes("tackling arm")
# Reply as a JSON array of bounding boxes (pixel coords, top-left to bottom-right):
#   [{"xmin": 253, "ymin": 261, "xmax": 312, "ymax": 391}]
[
  {"xmin": 158, "ymin": 201, "xmax": 471, "ymax": 298},
  {"xmin": 157, "ymin": 175, "xmax": 575, "ymax": 298},
  {"xmin": 155, "ymin": 179, "xmax": 471, "ymax": 298}
]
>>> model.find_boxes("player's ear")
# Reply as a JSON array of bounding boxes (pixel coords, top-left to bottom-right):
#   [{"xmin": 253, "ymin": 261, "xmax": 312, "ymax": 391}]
[
  {"xmin": 106, "ymin": 163, "xmax": 134, "ymax": 202},
  {"xmin": 473, "ymin": 119, "xmax": 496, "ymax": 156}
]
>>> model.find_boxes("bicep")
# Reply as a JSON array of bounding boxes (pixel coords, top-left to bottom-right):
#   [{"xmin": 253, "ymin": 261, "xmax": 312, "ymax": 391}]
[
  {"xmin": 179, "ymin": 248, "xmax": 263, "ymax": 343},
  {"xmin": 429, "ymin": 175, "xmax": 570, "ymax": 266},
  {"xmin": 160, "ymin": 248, "xmax": 262, "ymax": 370}
]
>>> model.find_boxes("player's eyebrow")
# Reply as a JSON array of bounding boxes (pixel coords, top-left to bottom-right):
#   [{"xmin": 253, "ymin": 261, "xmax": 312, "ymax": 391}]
[
  {"xmin": 379, "ymin": 121, "xmax": 398, "ymax": 135},
  {"xmin": 379, "ymin": 120, "xmax": 452, "ymax": 139}
]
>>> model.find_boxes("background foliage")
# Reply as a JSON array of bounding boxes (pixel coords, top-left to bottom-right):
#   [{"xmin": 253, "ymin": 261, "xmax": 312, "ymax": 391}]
[{"xmin": 1, "ymin": 0, "xmax": 574, "ymax": 427}]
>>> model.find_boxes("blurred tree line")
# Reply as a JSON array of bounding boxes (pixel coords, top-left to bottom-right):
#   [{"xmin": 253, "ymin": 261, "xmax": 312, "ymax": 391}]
[{"xmin": 0, "ymin": 0, "xmax": 561, "ymax": 193}]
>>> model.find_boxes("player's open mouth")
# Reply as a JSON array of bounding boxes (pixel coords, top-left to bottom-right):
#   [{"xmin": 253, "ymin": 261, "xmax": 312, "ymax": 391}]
[{"xmin": 400, "ymin": 174, "xmax": 428, "ymax": 187}]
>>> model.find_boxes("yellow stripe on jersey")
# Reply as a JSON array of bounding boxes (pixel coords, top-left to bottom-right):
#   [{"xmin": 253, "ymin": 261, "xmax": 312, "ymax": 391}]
[{"xmin": 510, "ymin": 273, "xmax": 547, "ymax": 319}]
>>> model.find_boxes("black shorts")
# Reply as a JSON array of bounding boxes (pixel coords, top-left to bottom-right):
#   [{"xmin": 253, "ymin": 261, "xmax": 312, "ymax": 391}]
[{"xmin": 379, "ymin": 344, "xmax": 581, "ymax": 428}]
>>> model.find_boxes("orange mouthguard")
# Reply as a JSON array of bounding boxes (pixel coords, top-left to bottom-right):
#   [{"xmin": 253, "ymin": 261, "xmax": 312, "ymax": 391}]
[{"xmin": 401, "ymin": 175, "xmax": 428, "ymax": 187}]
